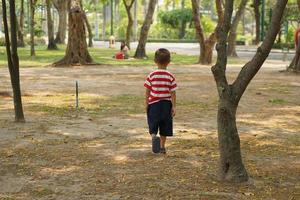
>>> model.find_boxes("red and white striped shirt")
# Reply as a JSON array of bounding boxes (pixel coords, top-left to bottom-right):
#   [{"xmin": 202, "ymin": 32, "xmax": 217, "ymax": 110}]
[{"xmin": 144, "ymin": 69, "xmax": 177, "ymax": 105}]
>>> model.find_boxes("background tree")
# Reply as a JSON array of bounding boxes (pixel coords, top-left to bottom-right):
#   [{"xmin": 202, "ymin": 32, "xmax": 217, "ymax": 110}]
[
  {"xmin": 46, "ymin": 0, "xmax": 58, "ymax": 50},
  {"xmin": 227, "ymin": 0, "xmax": 249, "ymax": 57},
  {"xmin": 191, "ymin": 0, "xmax": 224, "ymax": 65},
  {"xmin": 134, "ymin": 0, "xmax": 157, "ymax": 59},
  {"xmin": 17, "ymin": 0, "xmax": 25, "ymax": 47},
  {"xmin": 54, "ymin": 0, "xmax": 93, "ymax": 66},
  {"xmin": 53, "ymin": 0, "xmax": 69, "ymax": 44},
  {"xmin": 29, "ymin": 0, "xmax": 38, "ymax": 56},
  {"xmin": 252, "ymin": 0, "xmax": 261, "ymax": 45},
  {"xmin": 212, "ymin": 0, "xmax": 287, "ymax": 182},
  {"xmin": 287, "ymin": 0, "xmax": 300, "ymax": 72},
  {"xmin": 123, "ymin": 0, "xmax": 135, "ymax": 49},
  {"xmin": 2, "ymin": 0, "xmax": 25, "ymax": 122}
]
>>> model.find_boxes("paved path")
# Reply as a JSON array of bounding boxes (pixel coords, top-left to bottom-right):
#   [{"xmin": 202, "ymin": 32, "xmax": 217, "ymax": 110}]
[{"xmin": 94, "ymin": 41, "xmax": 295, "ymax": 61}]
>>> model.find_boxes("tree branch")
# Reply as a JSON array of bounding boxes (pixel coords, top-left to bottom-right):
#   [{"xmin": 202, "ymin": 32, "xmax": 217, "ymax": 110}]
[
  {"xmin": 211, "ymin": 0, "xmax": 234, "ymax": 97},
  {"xmin": 232, "ymin": 0, "xmax": 288, "ymax": 103}
]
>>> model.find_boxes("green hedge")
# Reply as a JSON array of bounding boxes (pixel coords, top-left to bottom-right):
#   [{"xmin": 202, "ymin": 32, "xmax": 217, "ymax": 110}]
[{"xmin": 0, "ymin": 37, "xmax": 46, "ymax": 46}]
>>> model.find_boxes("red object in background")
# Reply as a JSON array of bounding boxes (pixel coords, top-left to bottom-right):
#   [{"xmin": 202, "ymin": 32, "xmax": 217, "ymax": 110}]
[
  {"xmin": 295, "ymin": 27, "xmax": 300, "ymax": 47},
  {"xmin": 115, "ymin": 52, "xmax": 125, "ymax": 59}
]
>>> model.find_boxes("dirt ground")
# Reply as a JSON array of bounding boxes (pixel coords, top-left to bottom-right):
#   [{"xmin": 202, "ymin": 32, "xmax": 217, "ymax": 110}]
[{"xmin": 0, "ymin": 62, "xmax": 299, "ymax": 200}]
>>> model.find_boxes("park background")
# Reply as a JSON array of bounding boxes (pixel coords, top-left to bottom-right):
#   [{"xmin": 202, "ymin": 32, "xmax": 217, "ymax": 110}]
[{"xmin": 0, "ymin": 0, "xmax": 299, "ymax": 199}]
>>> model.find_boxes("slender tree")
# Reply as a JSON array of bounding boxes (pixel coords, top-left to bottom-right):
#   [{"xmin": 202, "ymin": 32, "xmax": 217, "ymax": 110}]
[
  {"xmin": 123, "ymin": 0, "xmax": 136, "ymax": 49},
  {"xmin": 253, "ymin": 0, "xmax": 261, "ymax": 45},
  {"xmin": 134, "ymin": 0, "xmax": 157, "ymax": 59},
  {"xmin": 191, "ymin": 0, "xmax": 224, "ymax": 65},
  {"xmin": 2, "ymin": 0, "xmax": 25, "ymax": 122},
  {"xmin": 17, "ymin": 0, "xmax": 25, "ymax": 47},
  {"xmin": 53, "ymin": 0, "xmax": 93, "ymax": 66},
  {"xmin": 29, "ymin": 0, "xmax": 38, "ymax": 56},
  {"xmin": 46, "ymin": 0, "xmax": 58, "ymax": 50},
  {"xmin": 287, "ymin": 0, "xmax": 300, "ymax": 72},
  {"xmin": 53, "ymin": 0, "xmax": 69, "ymax": 44},
  {"xmin": 227, "ymin": 0, "xmax": 249, "ymax": 57},
  {"xmin": 212, "ymin": 0, "xmax": 287, "ymax": 182}
]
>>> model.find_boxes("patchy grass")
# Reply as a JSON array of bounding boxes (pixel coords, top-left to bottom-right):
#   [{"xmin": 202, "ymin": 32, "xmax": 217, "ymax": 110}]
[{"xmin": 0, "ymin": 45, "xmax": 247, "ymax": 68}]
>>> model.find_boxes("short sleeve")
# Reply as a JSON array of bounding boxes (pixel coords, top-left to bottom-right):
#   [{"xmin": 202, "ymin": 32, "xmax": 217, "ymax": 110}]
[
  {"xmin": 144, "ymin": 76, "xmax": 151, "ymax": 90},
  {"xmin": 170, "ymin": 77, "xmax": 177, "ymax": 92}
]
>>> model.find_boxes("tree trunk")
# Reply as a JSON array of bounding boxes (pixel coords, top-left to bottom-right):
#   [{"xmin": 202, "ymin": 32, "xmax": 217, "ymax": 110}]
[
  {"xmin": 179, "ymin": 0, "xmax": 186, "ymax": 39},
  {"xmin": 54, "ymin": 0, "xmax": 93, "ymax": 67},
  {"xmin": 133, "ymin": 0, "xmax": 138, "ymax": 41},
  {"xmin": 253, "ymin": 0, "xmax": 260, "ymax": 45},
  {"xmin": 2, "ymin": 0, "xmax": 25, "ymax": 122},
  {"xmin": 287, "ymin": 0, "xmax": 300, "ymax": 72},
  {"xmin": 123, "ymin": 0, "xmax": 135, "ymax": 49},
  {"xmin": 29, "ymin": 0, "xmax": 36, "ymax": 57},
  {"xmin": 212, "ymin": 0, "xmax": 287, "ymax": 182},
  {"xmin": 191, "ymin": 0, "xmax": 223, "ymax": 65},
  {"xmin": 53, "ymin": 0, "xmax": 69, "ymax": 44},
  {"xmin": 102, "ymin": 4, "xmax": 107, "ymax": 40},
  {"xmin": 94, "ymin": 0, "xmax": 99, "ymax": 39},
  {"xmin": 46, "ymin": 0, "xmax": 58, "ymax": 50},
  {"xmin": 134, "ymin": 0, "xmax": 157, "ymax": 58},
  {"xmin": 227, "ymin": 0, "xmax": 248, "ymax": 57},
  {"xmin": 17, "ymin": 0, "xmax": 25, "ymax": 47},
  {"xmin": 84, "ymin": 12, "xmax": 93, "ymax": 47}
]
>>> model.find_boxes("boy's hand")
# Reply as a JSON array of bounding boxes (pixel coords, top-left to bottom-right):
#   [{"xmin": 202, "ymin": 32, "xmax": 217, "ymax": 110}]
[{"xmin": 172, "ymin": 107, "xmax": 176, "ymax": 117}]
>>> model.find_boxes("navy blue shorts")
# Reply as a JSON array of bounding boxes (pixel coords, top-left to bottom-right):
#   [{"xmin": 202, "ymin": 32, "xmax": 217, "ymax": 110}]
[{"xmin": 147, "ymin": 100, "xmax": 173, "ymax": 137}]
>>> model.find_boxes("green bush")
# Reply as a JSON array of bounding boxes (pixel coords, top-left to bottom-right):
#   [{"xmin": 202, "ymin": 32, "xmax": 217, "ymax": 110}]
[
  {"xmin": 24, "ymin": 37, "xmax": 46, "ymax": 46},
  {"xmin": 0, "ymin": 38, "xmax": 5, "ymax": 46}
]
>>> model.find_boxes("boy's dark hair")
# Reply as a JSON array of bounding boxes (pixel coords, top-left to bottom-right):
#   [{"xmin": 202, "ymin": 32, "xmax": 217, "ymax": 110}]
[{"xmin": 154, "ymin": 48, "xmax": 170, "ymax": 65}]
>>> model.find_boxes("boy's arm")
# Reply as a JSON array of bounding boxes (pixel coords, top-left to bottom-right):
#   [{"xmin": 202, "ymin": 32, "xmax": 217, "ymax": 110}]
[
  {"xmin": 171, "ymin": 91, "xmax": 176, "ymax": 117},
  {"xmin": 145, "ymin": 88, "xmax": 150, "ymax": 111}
]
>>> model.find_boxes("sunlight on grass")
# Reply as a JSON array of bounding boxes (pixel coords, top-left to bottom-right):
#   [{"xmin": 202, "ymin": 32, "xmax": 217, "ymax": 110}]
[{"xmin": 0, "ymin": 45, "xmax": 247, "ymax": 68}]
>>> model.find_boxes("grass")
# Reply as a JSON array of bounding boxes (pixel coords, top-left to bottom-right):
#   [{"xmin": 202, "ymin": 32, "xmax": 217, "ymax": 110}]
[{"xmin": 0, "ymin": 45, "xmax": 247, "ymax": 68}]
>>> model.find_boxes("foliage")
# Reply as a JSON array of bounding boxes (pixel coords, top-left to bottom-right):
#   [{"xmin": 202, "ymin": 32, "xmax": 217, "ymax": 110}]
[{"xmin": 158, "ymin": 8, "xmax": 193, "ymax": 29}]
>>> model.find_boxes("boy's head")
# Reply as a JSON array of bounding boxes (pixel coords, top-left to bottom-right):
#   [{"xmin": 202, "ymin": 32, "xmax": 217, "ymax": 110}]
[{"xmin": 154, "ymin": 48, "xmax": 170, "ymax": 67}]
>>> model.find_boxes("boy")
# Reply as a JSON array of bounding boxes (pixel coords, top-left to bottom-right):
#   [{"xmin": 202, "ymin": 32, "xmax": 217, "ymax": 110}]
[{"xmin": 144, "ymin": 48, "xmax": 177, "ymax": 154}]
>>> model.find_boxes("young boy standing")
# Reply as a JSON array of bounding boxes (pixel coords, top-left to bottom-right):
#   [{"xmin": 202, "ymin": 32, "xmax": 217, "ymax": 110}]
[{"xmin": 144, "ymin": 48, "xmax": 177, "ymax": 154}]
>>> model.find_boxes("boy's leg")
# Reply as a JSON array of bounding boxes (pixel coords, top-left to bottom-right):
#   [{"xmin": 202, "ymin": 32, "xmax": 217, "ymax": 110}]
[{"xmin": 160, "ymin": 136, "xmax": 166, "ymax": 148}]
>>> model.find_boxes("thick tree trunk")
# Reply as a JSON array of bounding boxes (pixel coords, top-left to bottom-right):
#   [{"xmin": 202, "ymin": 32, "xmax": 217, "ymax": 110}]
[
  {"xmin": 2, "ymin": 0, "xmax": 25, "ymax": 122},
  {"xmin": 253, "ymin": 0, "xmax": 260, "ymax": 45},
  {"xmin": 217, "ymin": 99, "xmax": 248, "ymax": 182},
  {"xmin": 29, "ymin": 0, "xmax": 36, "ymax": 57},
  {"xmin": 53, "ymin": 0, "xmax": 69, "ymax": 44},
  {"xmin": 212, "ymin": 0, "xmax": 287, "ymax": 182},
  {"xmin": 123, "ymin": 0, "xmax": 135, "ymax": 49},
  {"xmin": 191, "ymin": 0, "xmax": 223, "ymax": 65},
  {"xmin": 17, "ymin": 0, "xmax": 25, "ymax": 47},
  {"xmin": 46, "ymin": 0, "xmax": 58, "ymax": 50},
  {"xmin": 227, "ymin": 0, "xmax": 248, "ymax": 57},
  {"xmin": 134, "ymin": 0, "xmax": 157, "ymax": 59},
  {"xmin": 54, "ymin": 0, "xmax": 93, "ymax": 67}
]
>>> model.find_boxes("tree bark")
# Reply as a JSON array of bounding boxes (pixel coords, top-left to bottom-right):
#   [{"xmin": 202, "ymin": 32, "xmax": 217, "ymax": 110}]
[
  {"xmin": 2, "ymin": 0, "xmax": 25, "ymax": 122},
  {"xmin": 212, "ymin": 0, "xmax": 287, "ymax": 182},
  {"xmin": 179, "ymin": 0, "xmax": 186, "ymax": 39},
  {"xmin": 53, "ymin": 0, "xmax": 69, "ymax": 44},
  {"xmin": 53, "ymin": 0, "xmax": 93, "ymax": 67},
  {"xmin": 102, "ymin": 4, "xmax": 107, "ymax": 40},
  {"xmin": 17, "ymin": 0, "xmax": 25, "ymax": 47},
  {"xmin": 134, "ymin": 0, "xmax": 157, "ymax": 59},
  {"xmin": 287, "ymin": 0, "xmax": 300, "ymax": 72},
  {"xmin": 123, "ymin": 0, "xmax": 135, "ymax": 49},
  {"xmin": 29, "ymin": 0, "xmax": 36, "ymax": 57},
  {"xmin": 253, "ymin": 0, "xmax": 260, "ymax": 45},
  {"xmin": 191, "ymin": 0, "xmax": 224, "ymax": 65},
  {"xmin": 46, "ymin": 0, "xmax": 58, "ymax": 50},
  {"xmin": 78, "ymin": 0, "xmax": 93, "ymax": 47},
  {"xmin": 227, "ymin": 0, "xmax": 248, "ymax": 57}
]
